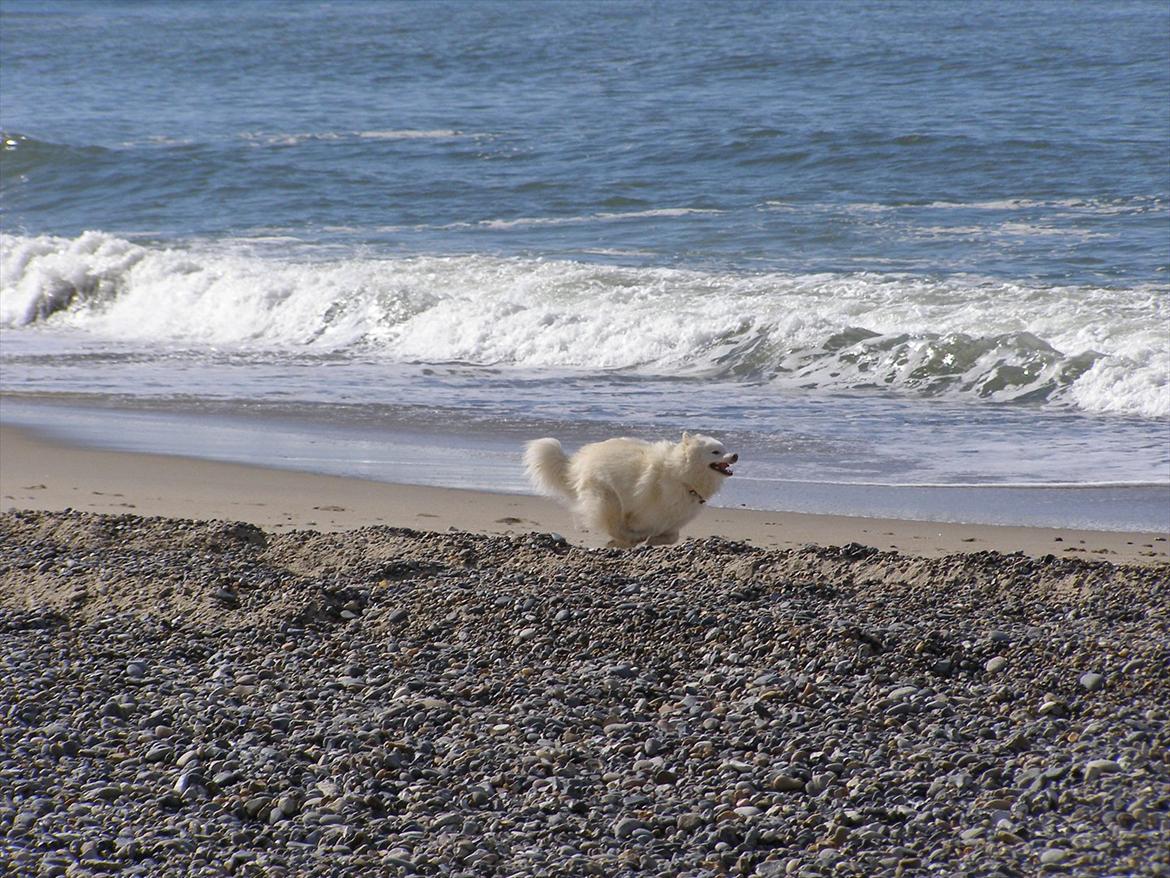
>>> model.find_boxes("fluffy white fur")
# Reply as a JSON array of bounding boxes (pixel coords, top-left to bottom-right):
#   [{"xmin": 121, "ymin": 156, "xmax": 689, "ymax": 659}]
[{"xmin": 524, "ymin": 432, "xmax": 738, "ymax": 547}]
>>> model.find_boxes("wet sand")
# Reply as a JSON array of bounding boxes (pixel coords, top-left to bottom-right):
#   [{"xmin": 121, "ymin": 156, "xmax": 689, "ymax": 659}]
[{"xmin": 1, "ymin": 425, "xmax": 1167, "ymax": 564}]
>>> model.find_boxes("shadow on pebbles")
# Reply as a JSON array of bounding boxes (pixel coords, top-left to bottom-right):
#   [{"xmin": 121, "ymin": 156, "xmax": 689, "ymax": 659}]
[{"xmin": 1, "ymin": 510, "xmax": 1167, "ymax": 877}]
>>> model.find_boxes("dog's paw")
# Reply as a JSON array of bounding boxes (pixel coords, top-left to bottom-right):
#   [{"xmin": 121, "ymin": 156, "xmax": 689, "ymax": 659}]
[
  {"xmin": 644, "ymin": 531, "xmax": 679, "ymax": 546},
  {"xmin": 606, "ymin": 538, "xmax": 639, "ymax": 549}
]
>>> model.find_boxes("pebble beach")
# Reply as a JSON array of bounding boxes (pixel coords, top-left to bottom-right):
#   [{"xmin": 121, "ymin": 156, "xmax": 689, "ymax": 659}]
[{"xmin": 2, "ymin": 510, "xmax": 1167, "ymax": 877}]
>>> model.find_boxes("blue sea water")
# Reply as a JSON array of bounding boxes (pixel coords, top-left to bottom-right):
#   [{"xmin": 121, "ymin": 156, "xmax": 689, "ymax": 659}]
[{"xmin": 1, "ymin": 0, "xmax": 1168, "ymax": 529}]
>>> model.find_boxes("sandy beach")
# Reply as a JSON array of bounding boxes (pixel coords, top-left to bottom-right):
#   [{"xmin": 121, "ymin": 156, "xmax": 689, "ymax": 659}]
[
  {"xmin": 2, "ymin": 426, "xmax": 1167, "ymax": 565},
  {"xmin": 2, "ymin": 423, "xmax": 1169, "ymax": 876}
]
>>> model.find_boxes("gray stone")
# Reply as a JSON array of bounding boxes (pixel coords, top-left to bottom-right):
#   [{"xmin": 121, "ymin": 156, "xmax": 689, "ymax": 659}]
[
  {"xmin": 676, "ymin": 813, "xmax": 706, "ymax": 832},
  {"xmin": 612, "ymin": 817, "xmax": 646, "ymax": 839},
  {"xmin": 1079, "ymin": 672, "xmax": 1104, "ymax": 691},
  {"xmin": 770, "ymin": 774, "xmax": 805, "ymax": 792},
  {"xmin": 1083, "ymin": 759, "xmax": 1122, "ymax": 781}
]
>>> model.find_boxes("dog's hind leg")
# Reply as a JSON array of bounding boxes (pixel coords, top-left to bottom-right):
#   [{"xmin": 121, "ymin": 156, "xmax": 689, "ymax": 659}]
[{"xmin": 577, "ymin": 487, "xmax": 644, "ymax": 547}]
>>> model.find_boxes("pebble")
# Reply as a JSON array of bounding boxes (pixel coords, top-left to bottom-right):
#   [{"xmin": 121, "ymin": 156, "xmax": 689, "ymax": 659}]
[
  {"xmin": 1083, "ymin": 759, "xmax": 1122, "ymax": 781},
  {"xmin": 1079, "ymin": 671, "xmax": 1104, "ymax": 691},
  {"xmin": 1039, "ymin": 698, "xmax": 1069, "ymax": 717},
  {"xmin": 770, "ymin": 774, "xmax": 806, "ymax": 792},
  {"xmin": 612, "ymin": 817, "xmax": 646, "ymax": 839},
  {"xmin": 676, "ymin": 813, "xmax": 706, "ymax": 832}
]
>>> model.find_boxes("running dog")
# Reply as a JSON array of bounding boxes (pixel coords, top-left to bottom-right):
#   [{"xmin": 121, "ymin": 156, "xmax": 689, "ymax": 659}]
[{"xmin": 524, "ymin": 432, "xmax": 737, "ymax": 546}]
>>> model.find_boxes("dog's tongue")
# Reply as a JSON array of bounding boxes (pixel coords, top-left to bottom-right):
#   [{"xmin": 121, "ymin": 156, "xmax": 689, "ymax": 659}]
[{"xmin": 711, "ymin": 461, "xmax": 734, "ymax": 476}]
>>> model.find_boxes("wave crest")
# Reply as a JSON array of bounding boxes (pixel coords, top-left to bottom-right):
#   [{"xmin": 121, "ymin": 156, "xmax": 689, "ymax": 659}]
[{"xmin": 2, "ymin": 232, "xmax": 1165, "ymax": 418}]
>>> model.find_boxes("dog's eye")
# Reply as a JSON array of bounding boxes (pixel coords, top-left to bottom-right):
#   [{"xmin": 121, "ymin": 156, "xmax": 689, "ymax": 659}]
[{"xmin": 711, "ymin": 450, "xmax": 721, "ymax": 455}]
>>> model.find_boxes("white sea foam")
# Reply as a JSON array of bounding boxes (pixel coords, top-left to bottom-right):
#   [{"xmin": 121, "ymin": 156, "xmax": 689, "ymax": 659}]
[
  {"xmin": 355, "ymin": 129, "xmax": 464, "ymax": 140},
  {"xmin": 2, "ymin": 232, "xmax": 1166, "ymax": 418},
  {"xmin": 308, "ymin": 208, "xmax": 724, "ymax": 235},
  {"xmin": 237, "ymin": 129, "xmax": 467, "ymax": 146},
  {"xmin": 763, "ymin": 196, "xmax": 1165, "ymax": 217},
  {"xmin": 464, "ymin": 207, "xmax": 725, "ymax": 231}
]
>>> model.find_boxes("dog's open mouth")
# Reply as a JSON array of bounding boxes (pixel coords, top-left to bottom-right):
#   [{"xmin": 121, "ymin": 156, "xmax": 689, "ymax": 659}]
[{"xmin": 710, "ymin": 461, "xmax": 734, "ymax": 476}]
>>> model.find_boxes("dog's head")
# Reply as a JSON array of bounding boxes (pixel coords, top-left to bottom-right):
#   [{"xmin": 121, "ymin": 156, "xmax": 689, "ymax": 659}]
[{"xmin": 681, "ymin": 432, "xmax": 738, "ymax": 478}]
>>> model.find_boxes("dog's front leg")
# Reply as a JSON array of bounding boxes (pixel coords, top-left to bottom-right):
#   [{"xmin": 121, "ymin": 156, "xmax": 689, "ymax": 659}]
[{"xmin": 610, "ymin": 523, "xmax": 649, "ymax": 548}]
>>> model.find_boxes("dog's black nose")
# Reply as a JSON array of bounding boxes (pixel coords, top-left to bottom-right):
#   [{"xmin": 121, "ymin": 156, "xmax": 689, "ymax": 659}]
[{"xmin": 729, "ymin": 453, "xmax": 739, "ymax": 463}]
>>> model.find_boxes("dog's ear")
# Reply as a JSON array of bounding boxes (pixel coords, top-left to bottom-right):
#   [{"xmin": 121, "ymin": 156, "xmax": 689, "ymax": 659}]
[{"xmin": 681, "ymin": 431, "xmax": 691, "ymax": 442}]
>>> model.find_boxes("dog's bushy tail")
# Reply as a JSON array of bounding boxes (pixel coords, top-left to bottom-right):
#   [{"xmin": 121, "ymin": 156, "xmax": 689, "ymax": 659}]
[{"xmin": 524, "ymin": 438, "xmax": 574, "ymax": 501}]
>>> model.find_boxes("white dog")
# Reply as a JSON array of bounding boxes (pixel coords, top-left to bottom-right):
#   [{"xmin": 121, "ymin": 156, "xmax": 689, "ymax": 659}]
[{"xmin": 524, "ymin": 432, "xmax": 738, "ymax": 547}]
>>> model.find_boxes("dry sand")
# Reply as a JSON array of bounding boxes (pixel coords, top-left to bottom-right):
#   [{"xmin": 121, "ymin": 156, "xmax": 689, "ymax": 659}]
[{"xmin": 1, "ymin": 426, "xmax": 1166, "ymax": 564}]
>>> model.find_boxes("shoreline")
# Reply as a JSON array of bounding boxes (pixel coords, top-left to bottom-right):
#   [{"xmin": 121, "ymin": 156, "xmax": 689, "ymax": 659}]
[
  {"xmin": 2, "ymin": 393, "xmax": 1168, "ymax": 534},
  {"xmin": 2, "ymin": 425, "xmax": 1166, "ymax": 564}
]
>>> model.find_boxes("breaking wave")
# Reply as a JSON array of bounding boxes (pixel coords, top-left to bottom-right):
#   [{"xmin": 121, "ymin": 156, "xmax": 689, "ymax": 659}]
[{"xmin": 2, "ymin": 231, "xmax": 1166, "ymax": 418}]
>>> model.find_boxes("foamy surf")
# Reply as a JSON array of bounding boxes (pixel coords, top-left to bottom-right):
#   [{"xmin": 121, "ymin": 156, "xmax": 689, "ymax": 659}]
[{"xmin": 1, "ymin": 231, "xmax": 1166, "ymax": 419}]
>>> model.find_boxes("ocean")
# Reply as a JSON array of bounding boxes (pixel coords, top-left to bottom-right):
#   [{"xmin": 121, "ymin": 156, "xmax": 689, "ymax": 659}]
[{"xmin": 1, "ymin": 0, "xmax": 1168, "ymax": 530}]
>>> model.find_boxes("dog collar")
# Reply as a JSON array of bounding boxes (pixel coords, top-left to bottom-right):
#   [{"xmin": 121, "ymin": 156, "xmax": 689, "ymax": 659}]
[{"xmin": 685, "ymin": 484, "xmax": 706, "ymax": 504}]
